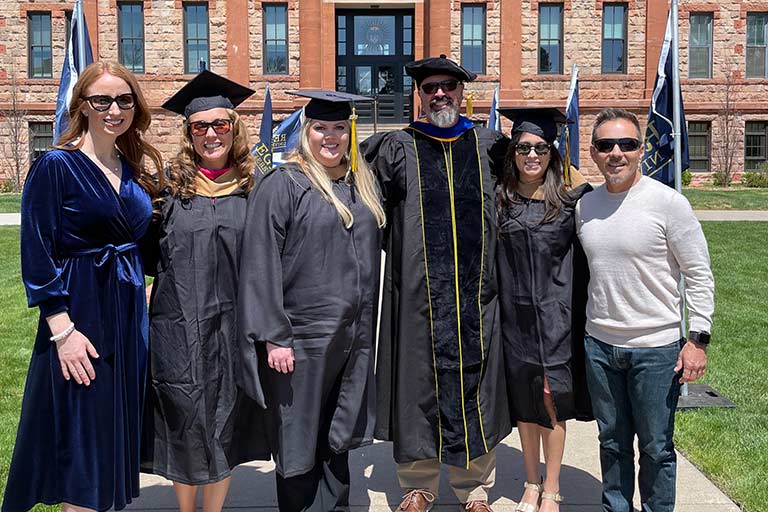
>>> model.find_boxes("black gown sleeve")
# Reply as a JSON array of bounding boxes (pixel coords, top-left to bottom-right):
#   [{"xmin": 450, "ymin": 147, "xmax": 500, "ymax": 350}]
[
  {"xmin": 20, "ymin": 152, "xmax": 68, "ymax": 318},
  {"xmin": 237, "ymin": 168, "xmax": 297, "ymax": 404}
]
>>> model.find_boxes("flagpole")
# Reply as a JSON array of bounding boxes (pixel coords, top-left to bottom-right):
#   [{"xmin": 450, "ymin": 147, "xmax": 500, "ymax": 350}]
[
  {"xmin": 670, "ymin": 0, "xmax": 690, "ymax": 397},
  {"xmin": 76, "ymin": 0, "xmax": 86, "ymax": 70},
  {"xmin": 671, "ymin": 0, "xmax": 682, "ymax": 193}
]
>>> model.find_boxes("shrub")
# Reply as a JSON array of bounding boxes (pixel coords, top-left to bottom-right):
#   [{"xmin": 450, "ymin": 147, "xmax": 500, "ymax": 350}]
[
  {"xmin": 712, "ymin": 171, "xmax": 732, "ymax": 187},
  {"xmin": 742, "ymin": 171, "xmax": 768, "ymax": 188},
  {"xmin": 682, "ymin": 169, "xmax": 692, "ymax": 187}
]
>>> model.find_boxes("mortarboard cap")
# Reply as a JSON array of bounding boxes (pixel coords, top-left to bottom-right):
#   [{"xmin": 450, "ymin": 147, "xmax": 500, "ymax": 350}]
[
  {"xmin": 497, "ymin": 107, "xmax": 567, "ymax": 143},
  {"xmin": 405, "ymin": 54, "xmax": 477, "ymax": 85},
  {"xmin": 162, "ymin": 70, "xmax": 255, "ymax": 118},
  {"xmin": 287, "ymin": 89, "xmax": 372, "ymax": 121}
]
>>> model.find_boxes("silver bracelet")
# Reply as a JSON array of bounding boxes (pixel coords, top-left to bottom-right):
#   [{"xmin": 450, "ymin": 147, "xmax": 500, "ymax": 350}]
[{"xmin": 50, "ymin": 322, "xmax": 75, "ymax": 343}]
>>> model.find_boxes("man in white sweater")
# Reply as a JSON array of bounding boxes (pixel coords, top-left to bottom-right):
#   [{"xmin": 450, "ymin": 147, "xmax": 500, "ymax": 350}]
[{"xmin": 576, "ymin": 108, "xmax": 714, "ymax": 512}]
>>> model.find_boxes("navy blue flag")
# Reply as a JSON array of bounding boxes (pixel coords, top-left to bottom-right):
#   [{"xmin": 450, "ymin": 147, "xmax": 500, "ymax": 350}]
[
  {"xmin": 558, "ymin": 66, "xmax": 580, "ymax": 172},
  {"xmin": 252, "ymin": 86, "xmax": 273, "ymax": 175},
  {"xmin": 270, "ymin": 107, "xmax": 303, "ymax": 165},
  {"xmin": 641, "ymin": 13, "xmax": 690, "ymax": 187},
  {"xmin": 487, "ymin": 86, "xmax": 500, "ymax": 131},
  {"xmin": 53, "ymin": 0, "xmax": 94, "ymax": 144}
]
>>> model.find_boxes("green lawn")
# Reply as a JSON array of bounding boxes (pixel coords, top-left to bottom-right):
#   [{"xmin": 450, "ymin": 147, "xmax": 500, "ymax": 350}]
[
  {"xmin": 0, "ymin": 194, "xmax": 21, "ymax": 214},
  {"xmin": 683, "ymin": 188, "xmax": 768, "ymax": 210},
  {"xmin": 0, "ymin": 224, "xmax": 766, "ymax": 510},
  {"xmin": 675, "ymin": 222, "xmax": 768, "ymax": 512}
]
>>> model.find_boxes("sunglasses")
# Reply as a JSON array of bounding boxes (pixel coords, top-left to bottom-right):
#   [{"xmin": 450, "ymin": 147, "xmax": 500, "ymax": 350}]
[
  {"xmin": 593, "ymin": 138, "xmax": 643, "ymax": 153},
  {"xmin": 189, "ymin": 118, "xmax": 233, "ymax": 137},
  {"xmin": 83, "ymin": 93, "xmax": 136, "ymax": 112},
  {"xmin": 515, "ymin": 142, "xmax": 551, "ymax": 156},
  {"xmin": 420, "ymin": 79, "xmax": 460, "ymax": 95}
]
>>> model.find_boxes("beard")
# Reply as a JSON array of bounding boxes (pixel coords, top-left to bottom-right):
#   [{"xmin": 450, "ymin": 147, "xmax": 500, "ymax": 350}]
[{"xmin": 426, "ymin": 100, "xmax": 459, "ymax": 128}]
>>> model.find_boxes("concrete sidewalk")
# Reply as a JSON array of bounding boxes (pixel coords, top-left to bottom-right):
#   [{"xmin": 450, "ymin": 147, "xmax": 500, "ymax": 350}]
[
  {"xmin": 2, "ymin": 210, "xmax": 767, "ymax": 226},
  {"xmin": 125, "ymin": 422, "xmax": 739, "ymax": 511}
]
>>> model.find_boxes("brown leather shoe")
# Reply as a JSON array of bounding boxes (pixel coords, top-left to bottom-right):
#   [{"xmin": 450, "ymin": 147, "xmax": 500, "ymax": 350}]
[
  {"xmin": 398, "ymin": 489, "xmax": 436, "ymax": 512},
  {"xmin": 462, "ymin": 500, "xmax": 494, "ymax": 512}
]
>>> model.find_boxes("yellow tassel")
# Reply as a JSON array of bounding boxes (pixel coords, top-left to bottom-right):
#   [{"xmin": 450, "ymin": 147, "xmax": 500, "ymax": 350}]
[
  {"xmin": 563, "ymin": 127, "xmax": 572, "ymax": 186},
  {"xmin": 466, "ymin": 92, "xmax": 473, "ymax": 118},
  {"xmin": 350, "ymin": 106, "xmax": 358, "ymax": 173}
]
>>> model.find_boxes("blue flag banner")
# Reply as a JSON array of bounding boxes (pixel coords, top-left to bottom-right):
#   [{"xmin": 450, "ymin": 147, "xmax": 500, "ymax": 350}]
[
  {"xmin": 53, "ymin": 0, "xmax": 94, "ymax": 144},
  {"xmin": 558, "ymin": 66, "xmax": 580, "ymax": 173},
  {"xmin": 270, "ymin": 107, "xmax": 304, "ymax": 165},
  {"xmin": 487, "ymin": 86, "xmax": 500, "ymax": 132},
  {"xmin": 252, "ymin": 86, "xmax": 273, "ymax": 175},
  {"xmin": 641, "ymin": 13, "xmax": 689, "ymax": 187}
]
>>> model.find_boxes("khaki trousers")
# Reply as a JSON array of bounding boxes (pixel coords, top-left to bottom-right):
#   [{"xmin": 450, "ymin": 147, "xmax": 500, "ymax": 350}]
[{"xmin": 396, "ymin": 450, "xmax": 496, "ymax": 503}]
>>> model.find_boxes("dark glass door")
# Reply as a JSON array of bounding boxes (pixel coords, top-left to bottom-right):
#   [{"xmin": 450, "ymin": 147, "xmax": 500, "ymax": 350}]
[{"xmin": 336, "ymin": 10, "xmax": 414, "ymax": 124}]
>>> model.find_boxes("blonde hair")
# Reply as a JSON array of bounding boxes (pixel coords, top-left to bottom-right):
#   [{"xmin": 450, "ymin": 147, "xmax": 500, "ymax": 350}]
[
  {"xmin": 55, "ymin": 61, "xmax": 164, "ymax": 209},
  {"xmin": 167, "ymin": 109, "xmax": 256, "ymax": 199},
  {"xmin": 287, "ymin": 119, "xmax": 385, "ymax": 229}
]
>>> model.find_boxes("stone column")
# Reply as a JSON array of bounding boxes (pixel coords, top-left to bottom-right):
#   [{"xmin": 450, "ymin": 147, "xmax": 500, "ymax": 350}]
[
  {"xmin": 226, "ymin": 0, "xmax": 249, "ymax": 84},
  {"xmin": 500, "ymin": 0, "xmax": 522, "ymax": 99},
  {"xmin": 645, "ymin": 0, "xmax": 669, "ymax": 98}
]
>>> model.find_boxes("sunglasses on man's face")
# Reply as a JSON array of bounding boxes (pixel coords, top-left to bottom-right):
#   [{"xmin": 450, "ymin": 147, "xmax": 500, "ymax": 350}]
[
  {"xmin": 593, "ymin": 138, "xmax": 643, "ymax": 153},
  {"xmin": 83, "ymin": 93, "xmax": 136, "ymax": 112},
  {"xmin": 420, "ymin": 79, "xmax": 460, "ymax": 95},
  {"xmin": 515, "ymin": 142, "xmax": 551, "ymax": 156},
  {"xmin": 189, "ymin": 119, "xmax": 233, "ymax": 137}
]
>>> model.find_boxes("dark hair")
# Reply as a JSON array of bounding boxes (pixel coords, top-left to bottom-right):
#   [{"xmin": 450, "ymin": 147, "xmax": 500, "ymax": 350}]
[
  {"xmin": 55, "ymin": 61, "xmax": 163, "ymax": 212},
  {"xmin": 591, "ymin": 108, "xmax": 642, "ymax": 142},
  {"xmin": 497, "ymin": 131, "xmax": 575, "ymax": 225}
]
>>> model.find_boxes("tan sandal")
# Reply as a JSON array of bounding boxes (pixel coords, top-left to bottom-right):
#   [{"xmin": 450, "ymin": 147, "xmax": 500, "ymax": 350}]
[
  {"xmin": 540, "ymin": 491, "xmax": 563, "ymax": 511},
  {"xmin": 514, "ymin": 481, "xmax": 542, "ymax": 512}
]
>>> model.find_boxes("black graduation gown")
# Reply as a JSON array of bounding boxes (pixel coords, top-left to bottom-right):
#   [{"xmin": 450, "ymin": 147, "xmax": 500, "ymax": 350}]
[
  {"xmin": 496, "ymin": 184, "xmax": 594, "ymax": 427},
  {"xmin": 238, "ymin": 165, "xmax": 382, "ymax": 478},
  {"xmin": 361, "ymin": 124, "xmax": 512, "ymax": 469},
  {"xmin": 141, "ymin": 188, "xmax": 269, "ymax": 485}
]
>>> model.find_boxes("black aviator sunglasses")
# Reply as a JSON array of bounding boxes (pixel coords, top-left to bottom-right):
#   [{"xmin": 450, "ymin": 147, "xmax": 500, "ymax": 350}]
[
  {"xmin": 420, "ymin": 79, "xmax": 460, "ymax": 95},
  {"xmin": 593, "ymin": 138, "xmax": 643, "ymax": 153}
]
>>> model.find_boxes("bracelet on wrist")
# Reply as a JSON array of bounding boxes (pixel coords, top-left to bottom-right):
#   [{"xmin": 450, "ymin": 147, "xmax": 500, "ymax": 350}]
[{"xmin": 50, "ymin": 322, "xmax": 75, "ymax": 343}]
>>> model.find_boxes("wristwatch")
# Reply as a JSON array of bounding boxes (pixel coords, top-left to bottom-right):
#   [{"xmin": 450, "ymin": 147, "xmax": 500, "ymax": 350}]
[{"xmin": 688, "ymin": 330, "xmax": 711, "ymax": 346}]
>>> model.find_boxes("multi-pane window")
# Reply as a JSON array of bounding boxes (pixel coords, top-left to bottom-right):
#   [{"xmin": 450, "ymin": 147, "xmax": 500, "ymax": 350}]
[
  {"xmin": 118, "ymin": 2, "xmax": 145, "ymax": 73},
  {"xmin": 539, "ymin": 4, "xmax": 563, "ymax": 74},
  {"xmin": 461, "ymin": 5, "xmax": 485, "ymax": 74},
  {"xmin": 264, "ymin": 4, "xmax": 288, "ymax": 74},
  {"xmin": 602, "ymin": 3, "xmax": 627, "ymax": 73},
  {"xmin": 745, "ymin": 121, "xmax": 768, "ymax": 170},
  {"xmin": 29, "ymin": 122, "xmax": 53, "ymax": 163},
  {"xmin": 689, "ymin": 13, "xmax": 713, "ymax": 79},
  {"xmin": 183, "ymin": 3, "xmax": 209, "ymax": 74},
  {"xmin": 688, "ymin": 122, "xmax": 711, "ymax": 172},
  {"xmin": 28, "ymin": 12, "xmax": 52, "ymax": 78},
  {"xmin": 747, "ymin": 13, "xmax": 768, "ymax": 78}
]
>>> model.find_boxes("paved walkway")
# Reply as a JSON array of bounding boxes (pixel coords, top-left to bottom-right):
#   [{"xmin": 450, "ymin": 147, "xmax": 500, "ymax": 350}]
[
  {"xmin": 2, "ymin": 210, "xmax": 767, "ymax": 226},
  {"xmin": 126, "ymin": 422, "xmax": 739, "ymax": 511}
]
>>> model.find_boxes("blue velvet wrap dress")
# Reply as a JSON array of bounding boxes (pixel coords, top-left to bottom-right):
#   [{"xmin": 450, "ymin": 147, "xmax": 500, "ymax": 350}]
[{"xmin": 2, "ymin": 149, "xmax": 152, "ymax": 512}]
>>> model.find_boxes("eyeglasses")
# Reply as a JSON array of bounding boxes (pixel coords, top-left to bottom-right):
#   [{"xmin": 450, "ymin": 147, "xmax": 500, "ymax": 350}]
[
  {"xmin": 420, "ymin": 79, "xmax": 460, "ymax": 95},
  {"xmin": 83, "ymin": 94, "xmax": 136, "ymax": 112},
  {"xmin": 189, "ymin": 119, "xmax": 233, "ymax": 137},
  {"xmin": 515, "ymin": 142, "xmax": 551, "ymax": 156},
  {"xmin": 593, "ymin": 138, "xmax": 643, "ymax": 153}
]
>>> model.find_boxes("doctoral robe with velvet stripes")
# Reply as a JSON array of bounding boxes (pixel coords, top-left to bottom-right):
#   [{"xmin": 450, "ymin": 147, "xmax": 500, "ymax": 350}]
[{"xmin": 362, "ymin": 121, "xmax": 511, "ymax": 468}]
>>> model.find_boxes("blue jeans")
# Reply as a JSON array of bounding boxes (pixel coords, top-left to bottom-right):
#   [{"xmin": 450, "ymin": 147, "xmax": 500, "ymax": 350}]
[{"xmin": 584, "ymin": 335, "xmax": 683, "ymax": 512}]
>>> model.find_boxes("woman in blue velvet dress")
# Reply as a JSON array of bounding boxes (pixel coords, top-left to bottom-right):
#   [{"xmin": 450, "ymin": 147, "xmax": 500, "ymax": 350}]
[{"xmin": 2, "ymin": 61, "xmax": 162, "ymax": 512}]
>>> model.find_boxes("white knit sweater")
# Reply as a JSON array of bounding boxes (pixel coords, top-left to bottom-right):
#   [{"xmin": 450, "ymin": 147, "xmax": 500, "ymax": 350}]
[{"xmin": 575, "ymin": 176, "xmax": 715, "ymax": 348}]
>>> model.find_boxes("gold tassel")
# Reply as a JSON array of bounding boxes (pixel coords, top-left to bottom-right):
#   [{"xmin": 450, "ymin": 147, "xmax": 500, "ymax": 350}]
[
  {"xmin": 563, "ymin": 126, "xmax": 572, "ymax": 186},
  {"xmin": 350, "ymin": 106, "xmax": 358, "ymax": 173},
  {"xmin": 466, "ymin": 92, "xmax": 473, "ymax": 118}
]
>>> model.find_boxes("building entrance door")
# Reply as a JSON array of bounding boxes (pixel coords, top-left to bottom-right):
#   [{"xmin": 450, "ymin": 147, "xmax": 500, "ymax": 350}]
[{"xmin": 336, "ymin": 10, "xmax": 415, "ymax": 124}]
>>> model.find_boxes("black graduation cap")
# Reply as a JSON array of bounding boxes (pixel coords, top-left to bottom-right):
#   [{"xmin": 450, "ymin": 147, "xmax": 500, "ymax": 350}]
[
  {"xmin": 497, "ymin": 107, "xmax": 567, "ymax": 143},
  {"xmin": 405, "ymin": 54, "xmax": 477, "ymax": 85},
  {"xmin": 162, "ymin": 70, "xmax": 255, "ymax": 118},
  {"xmin": 287, "ymin": 89, "xmax": 372, "ymax": 121}
]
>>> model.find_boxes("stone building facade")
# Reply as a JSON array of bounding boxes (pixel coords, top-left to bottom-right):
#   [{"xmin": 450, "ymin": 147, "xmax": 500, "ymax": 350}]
[{"xmin": 0, "ymin": 0, "xmax": 766, "ymax": 186}]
